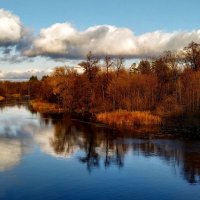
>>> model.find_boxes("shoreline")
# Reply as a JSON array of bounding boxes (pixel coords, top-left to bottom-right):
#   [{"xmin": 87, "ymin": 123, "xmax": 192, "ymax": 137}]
[{"xmin": 29, "ymin": 100, "xmax": 200, "ymax": 139}]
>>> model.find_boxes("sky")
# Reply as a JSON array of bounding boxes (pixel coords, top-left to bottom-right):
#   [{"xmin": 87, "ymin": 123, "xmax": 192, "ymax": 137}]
[{"xmin": 0, "ymin": 0, "xmax": 200, "ymax": 79}]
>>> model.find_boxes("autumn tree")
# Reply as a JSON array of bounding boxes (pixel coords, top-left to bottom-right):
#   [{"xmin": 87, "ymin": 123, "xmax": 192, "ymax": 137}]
[
  {"xmin": 78, "ymin": 52, "xmax": 100, "ymax": 113},
  {"xmin": 137, "ymin": 60, "xmax": 152, "ymax": 74},
  {"xmin": 49, "ymin": 67, "xmax": 78, "ymax": 112},
  {"xmin": 184, "ymin": 41, "xmax": 200, "ymax": 71}
]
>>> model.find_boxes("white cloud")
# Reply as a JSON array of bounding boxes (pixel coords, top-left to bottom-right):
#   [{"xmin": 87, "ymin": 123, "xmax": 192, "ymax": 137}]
[
  {"xmin": 0, "ymin": 9, "xmax": 23, "ymax": 46},
  {"xmin": 25, "ymin": 23, "xmax": 200, "ymax": 59},
  {"xmin": 0, "ymin": 8, "xmax": 200, "ymax": 62}
]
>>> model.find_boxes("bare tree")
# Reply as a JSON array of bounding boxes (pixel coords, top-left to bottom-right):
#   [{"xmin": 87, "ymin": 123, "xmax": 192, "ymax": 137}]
[
  {"xmin": 104, "ymin": 55, "xmax": 113, "ymax": 82},
  {"xmin": 113, "ymin": 56, "xmax": 124, "ymax": 76},
  {"xmin": 79, "ymin": 51, "xmax": 99, "ymax": 81}
]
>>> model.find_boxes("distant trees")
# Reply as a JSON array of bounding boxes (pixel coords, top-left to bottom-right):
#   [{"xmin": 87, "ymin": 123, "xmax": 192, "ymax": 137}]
[
  {"xmin": 0, "ymin": 42, "xmax": 199, "ymax": 116},
  {"xmin": 28, "ymin": 75, "xmax": 40, "ymax": 99},
  {"xmin": 29, "ymin": 75, "xmax": 38, "ymax": 81},
  {"xmin": 137, "ymin": 60, "xmax": 151, "ymax": 74},
  {"xmin": 0, "ymin": 81, "xmax": 29, "ymax": 98}
]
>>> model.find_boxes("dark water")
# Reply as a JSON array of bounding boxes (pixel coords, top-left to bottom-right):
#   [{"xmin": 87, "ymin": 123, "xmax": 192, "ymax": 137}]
[{"xmin": 0, "ymin": 104, "xmax": 200, "ymax": 200}]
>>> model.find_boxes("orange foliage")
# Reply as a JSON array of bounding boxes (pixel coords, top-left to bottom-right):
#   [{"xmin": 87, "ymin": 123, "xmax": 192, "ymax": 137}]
[
  {"xmin": 97, "ymin": 110, "xmax": 161, "ymax": 127},
  {"xmin": 0, "ymin": 96, "xmax": 5, "ymax": 101}
]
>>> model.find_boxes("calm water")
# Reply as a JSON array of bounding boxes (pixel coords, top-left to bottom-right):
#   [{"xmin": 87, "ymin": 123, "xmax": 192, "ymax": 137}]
[{"xmin": 0, "ymin": 104, "xmax": 200, "ymax": 200}]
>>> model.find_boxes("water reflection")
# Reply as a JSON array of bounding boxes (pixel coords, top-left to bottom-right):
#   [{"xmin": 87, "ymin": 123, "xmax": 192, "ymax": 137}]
[
  {"xmin": 131, "ymin": 139, "xmax": 200, "ymax": 184},
  {"xmin": 0, "ymin": 105, "xmax": 200, "ymax": 185},
  {"xmin": 49, "ymin": 118, "xmax": 127, "ymax": 171},
  {"xmin": 39, "ymin": 113, "xmax": 200, "ymax": 184}
]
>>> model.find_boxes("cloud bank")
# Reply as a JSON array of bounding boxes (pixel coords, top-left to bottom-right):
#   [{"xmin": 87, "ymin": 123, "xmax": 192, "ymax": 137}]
[
  {"xmin": 0, "ymin": 69, "xmax": 49, "ymax": 80},
  {"xmin": 25, "ymin": 23, "xmax": 200, "ymax": 59},
  {"xmin": 0, "ymin": 8, "xmax": 200, "ymax": 62}
]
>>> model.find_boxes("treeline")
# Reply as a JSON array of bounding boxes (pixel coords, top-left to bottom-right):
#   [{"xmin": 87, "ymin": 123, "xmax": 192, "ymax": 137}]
[
  {"xmin": 0, "ymin": 81, "xmax": 28, "ymax": 99},
  {"xmin": 0, "ymin": 42, "xmax": 200, "ymax": 117}
]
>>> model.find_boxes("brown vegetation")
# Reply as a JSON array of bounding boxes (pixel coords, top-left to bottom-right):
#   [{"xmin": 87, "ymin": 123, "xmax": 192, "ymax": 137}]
[
  {"xmin": 97, "ymin": 110, "xmax": 161, "ymax": 127},
  {"xmin": 0, "ymin": 96, "xmax": 5, "ymax": 101},
  {"xmin": 0, "ymin": 42, "xmax": 200, "ymax": 125},
  {"xmin": 30, "ymin": 100, "xmax": 63, "ymax": 113}
]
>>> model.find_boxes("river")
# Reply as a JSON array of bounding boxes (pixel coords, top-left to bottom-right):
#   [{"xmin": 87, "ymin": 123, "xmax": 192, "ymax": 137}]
[{"xmin": 0, "ymin": 104, "xmax": 200, "ymax": 200}]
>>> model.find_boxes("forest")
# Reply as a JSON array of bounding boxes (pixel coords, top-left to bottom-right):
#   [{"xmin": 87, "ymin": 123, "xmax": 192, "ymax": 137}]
[{"xmin": 0, "ymin": 42, "xmax": 200, "ymax": 127}]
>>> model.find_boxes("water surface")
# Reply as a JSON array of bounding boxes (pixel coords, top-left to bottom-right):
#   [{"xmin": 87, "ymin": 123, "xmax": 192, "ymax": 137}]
[{"xmin": 0, "ymin": 104, "xmax": 200, "ymax": 200}]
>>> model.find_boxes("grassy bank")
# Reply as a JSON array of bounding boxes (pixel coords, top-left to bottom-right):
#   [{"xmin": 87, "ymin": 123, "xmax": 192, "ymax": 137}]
[
  {"xmin": 97, "ymin": 110, "xmax": 161, "ymax": 127},
  {"xmin": 30, "ymin": 100, "xmax": 63, "ymax": 113},
  {"xmin": 30, "ymin": 100, "xmax": 161, "ymax": 127}
]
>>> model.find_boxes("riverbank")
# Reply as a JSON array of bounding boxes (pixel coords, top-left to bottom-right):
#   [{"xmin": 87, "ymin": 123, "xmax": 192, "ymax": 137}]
[
  {"xmin": 30, "ymin": 100, "xmax": 161, "ymax": 125},
  {"xmin": 29, "ymin": 100, "xmax": 200, "ymax": 138}
]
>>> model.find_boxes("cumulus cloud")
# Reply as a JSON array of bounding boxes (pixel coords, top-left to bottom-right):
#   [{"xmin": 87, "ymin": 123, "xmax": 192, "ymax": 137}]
[
  {"xmin": 25, "ymin": 23, "xmax": 137, "ymax": 59},
  {"xmin": 0, "ymin": 9, "xmax": 24, "ymax": 46},
  {"xmin": 25, "ymin": 23, "xmax": 200, "ymax": 59},
  {"xmin": 0, "ymin": 8, "xmax": 200, "ymax": 62},
  {"xmin": 0, "ymin": 8, "xmax": 33, "ymax": 64}
]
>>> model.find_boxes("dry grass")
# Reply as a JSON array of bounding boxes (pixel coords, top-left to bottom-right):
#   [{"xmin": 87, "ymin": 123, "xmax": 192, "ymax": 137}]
[
  {"xmin": 0, "ymin": 96, "xmax": 5, "ymax": 101},
  {"xmin": 30, "ymin": 100, "xmax": 63, "ymax": 113},
  {"xmin": 97, "ymin": 110, "xmax": 161, "ymax": 127},
  {"xmin": 11, "ymin": 93, "xmax": 21, "ymax": 98}
]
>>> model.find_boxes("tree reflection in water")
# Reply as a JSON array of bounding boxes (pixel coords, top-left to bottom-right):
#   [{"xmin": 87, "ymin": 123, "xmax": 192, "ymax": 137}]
[
  {"xmin": 46, "ymin": 114, "xmax": 127, "ymax": 172},
  {"xmin": 40, "ymin": 113, "xmax": 200, "ymax": 184}
]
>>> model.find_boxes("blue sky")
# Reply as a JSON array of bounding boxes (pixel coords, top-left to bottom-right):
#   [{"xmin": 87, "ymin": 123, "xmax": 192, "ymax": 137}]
[
  {"xmin": 0, "ymin": 0, "xmax": 200, "ymax": 79},
  {"xmin": 1, "ymin": 0, "xmax": 200, "ymax": 33}
]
